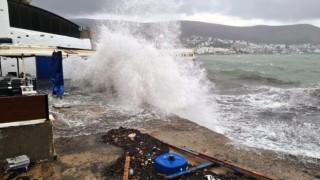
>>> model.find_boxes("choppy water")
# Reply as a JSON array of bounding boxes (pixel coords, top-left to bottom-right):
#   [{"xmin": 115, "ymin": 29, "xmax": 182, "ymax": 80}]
[
  {"xmin": 47, "ymin": 0, "xmax": 320, "ymax": 160},
  {"xmin": 51, "ymin": 54, "xmax": 320, "ymax": 160},
  {"xmin": 199, "ymin": 55, "xmax": 320, "ymax": 159}
]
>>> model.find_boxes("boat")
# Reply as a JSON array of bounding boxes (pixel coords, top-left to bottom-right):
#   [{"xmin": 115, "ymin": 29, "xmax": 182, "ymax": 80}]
[{"xmin": 164, "ymin": 48, "xmax": 196, "ymax": 61}]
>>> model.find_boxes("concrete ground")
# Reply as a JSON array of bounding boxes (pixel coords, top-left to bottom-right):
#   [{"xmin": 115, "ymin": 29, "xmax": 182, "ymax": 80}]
[
  {"xmin": 1, "ymin": 118, "xmax": 319, "ymax": 180},
  {"xmin": 10, "ymin": 133, "xmax": 123, "ymax": 180}
]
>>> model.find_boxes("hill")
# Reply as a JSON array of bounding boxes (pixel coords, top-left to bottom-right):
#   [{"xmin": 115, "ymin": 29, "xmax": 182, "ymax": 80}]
[
  {"xmin": 180, "ymin": 21, "xmax": 320, "ymax": 45},
  {"xmin": 71, "ymin": 18, "xmax": 320, "ymax": 45}
]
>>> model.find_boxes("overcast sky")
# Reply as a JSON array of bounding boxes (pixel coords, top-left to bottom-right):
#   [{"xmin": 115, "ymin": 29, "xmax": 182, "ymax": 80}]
[{"xmin": 32, "ymin": 0, "xmax": 320, "ymax": 27}]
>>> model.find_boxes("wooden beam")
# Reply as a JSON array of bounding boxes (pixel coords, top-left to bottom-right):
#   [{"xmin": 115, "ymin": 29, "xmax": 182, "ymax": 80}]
[{"xmin": 123, "ymin": 156, "xmax": 131, "ymax": 180}]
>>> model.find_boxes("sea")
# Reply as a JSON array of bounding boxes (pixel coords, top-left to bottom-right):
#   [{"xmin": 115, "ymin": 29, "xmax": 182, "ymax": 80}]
[
  {"xmin": 51, "ymin": 53, "xmax": 320, "ymax": 161},
  {"xmin": 49, "ymin": 1, "xmax": 320, "ymax": 160},
  {"xmin": 199, "ymin": 55, "xmax": 320, "ymax": 160}
]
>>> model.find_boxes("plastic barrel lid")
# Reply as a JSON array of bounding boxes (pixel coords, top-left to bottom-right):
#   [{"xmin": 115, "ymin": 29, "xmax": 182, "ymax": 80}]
[{"xmin": 155, "ymin": 153, "xmax": 188, "ymax": 175}]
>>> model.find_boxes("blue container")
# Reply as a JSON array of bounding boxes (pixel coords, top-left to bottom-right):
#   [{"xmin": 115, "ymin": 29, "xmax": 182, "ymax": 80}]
[{"xmin": 155, "ymin": 153, "xmax": 188, "ymax": 175}]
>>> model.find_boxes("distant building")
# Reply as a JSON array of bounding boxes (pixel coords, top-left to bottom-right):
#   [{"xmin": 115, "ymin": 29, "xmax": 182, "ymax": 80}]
[{"xmin": 183, "ymin": 35, "xmax": 320, "ymax": 55}]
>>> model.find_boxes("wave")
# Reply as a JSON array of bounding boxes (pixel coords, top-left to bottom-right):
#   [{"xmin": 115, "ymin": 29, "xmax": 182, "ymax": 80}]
[
  {"xmin": 215, "ymin": 69, "xmax": 300, "ymax": 85},
  {"xmin": 64, "ymin": 0, "xmax": 224, "ymax": 134},
  {"xmin": 216, "ymin": 85, "xmax": 320, "ymax": 159}
]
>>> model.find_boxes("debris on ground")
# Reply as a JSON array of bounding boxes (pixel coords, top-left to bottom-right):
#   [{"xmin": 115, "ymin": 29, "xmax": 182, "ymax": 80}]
[
  {"xmin": 102, "ymin": 127, "xmax": 250, "ymax": 180},
  {"xmin": 6, "ymin": 155, "xmax": 30, "ymax": 171}
]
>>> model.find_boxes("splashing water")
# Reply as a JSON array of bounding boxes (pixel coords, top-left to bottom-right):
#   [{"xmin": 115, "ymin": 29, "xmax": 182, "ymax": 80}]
[{"xmin": 64, "ymin": 0, "xmax": 224, "ymax": 133}]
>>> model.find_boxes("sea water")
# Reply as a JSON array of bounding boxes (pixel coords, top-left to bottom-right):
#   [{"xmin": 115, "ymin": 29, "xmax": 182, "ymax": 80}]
[
  {"xmin": 199, "ymin": 55, "xmax": 320, "ymax": 159},
  {"xmin": 50, "ymin": 0, "xmax": 320, "ymax": 160},
  {"xmin": 56, "ymin": 53, "xmax": 320, "ymax": 160}
]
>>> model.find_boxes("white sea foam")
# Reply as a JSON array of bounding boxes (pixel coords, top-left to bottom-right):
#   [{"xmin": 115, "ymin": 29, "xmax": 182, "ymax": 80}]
[{"xmin": 217, "ymin": 85, "xmax": 320, "ymax": 159}]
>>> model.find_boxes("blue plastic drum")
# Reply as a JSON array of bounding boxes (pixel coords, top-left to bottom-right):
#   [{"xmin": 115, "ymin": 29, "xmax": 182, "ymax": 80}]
[{"xmin": 155, "ymin": 153, "xmax": 188, "ymax": 175}]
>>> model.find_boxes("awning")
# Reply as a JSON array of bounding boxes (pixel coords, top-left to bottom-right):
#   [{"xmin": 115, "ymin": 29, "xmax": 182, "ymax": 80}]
[{"xmin": 0, "ymin": 45, "xmax": 95, "ymax": 58}]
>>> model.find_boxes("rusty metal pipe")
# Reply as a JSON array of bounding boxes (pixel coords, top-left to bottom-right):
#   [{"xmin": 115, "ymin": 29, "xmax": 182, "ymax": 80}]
[{"xmin": 162, "ymin": 142, "xmax": 274, "ymax": 180}]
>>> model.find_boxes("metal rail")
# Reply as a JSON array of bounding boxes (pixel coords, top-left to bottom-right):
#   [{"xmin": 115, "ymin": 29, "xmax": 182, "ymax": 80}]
[
  {"xmin": 166, "ymin": 162, "xmax": 214, "ymax": 179},
  {"xmin": 163, "ymin": 142, "xmax": 274, "ymax": 180}
]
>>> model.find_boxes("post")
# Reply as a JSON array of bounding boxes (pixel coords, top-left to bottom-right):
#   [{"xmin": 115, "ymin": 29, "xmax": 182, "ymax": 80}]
[
  {"xmin": 16, "ymin": 57, "xmax": 20, "ymax": 75},
  {"xmin": 0, "ymin": 56, "xmax": 2, "ymax": 77},
  {"xmin": 22, "ymin": 55, "xmax": 26, "ymax": 79}
]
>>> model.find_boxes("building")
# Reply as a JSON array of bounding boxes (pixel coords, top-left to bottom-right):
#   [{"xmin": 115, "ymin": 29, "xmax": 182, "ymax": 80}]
[{"xmin": 0, "ymin": 0, "xmax": 94, "ymax": 164}]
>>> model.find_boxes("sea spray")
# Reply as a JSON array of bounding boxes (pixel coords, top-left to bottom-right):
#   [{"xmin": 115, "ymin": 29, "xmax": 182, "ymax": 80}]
[
  {"xmin": 64, "ymin": 0, "xmax": 224, "ymax": 133},
  {"xmin": 64, "ymin": 0, "xmax": 225, "ymax": 133},
  {"xmin": 65, "ymin": 24, "xmax": 224, "ymax": 133}
]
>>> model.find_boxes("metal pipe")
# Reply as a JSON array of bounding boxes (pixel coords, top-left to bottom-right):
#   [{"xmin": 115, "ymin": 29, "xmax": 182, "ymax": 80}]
[
  {"xmin": 166, "ymin": 162, "xmax": 214, "ymax": 179},
  {"xmin": 162, "ymin": 142, "xmax": 274, "ymax": 180},
  {"xmin": 22, "ymin": 56, "xmax": 26, "ymax": 79},
  {"xmin": 16, "ymin": 58, "xmax": 20, "ymax": 76}
]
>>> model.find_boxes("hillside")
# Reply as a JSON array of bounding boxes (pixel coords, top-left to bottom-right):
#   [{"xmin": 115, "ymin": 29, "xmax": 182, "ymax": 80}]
[
  {"xmin": 71, "ymin": 18, "xmax": 320, "ymax": 45},
  {"xmin": 180, "ymin": 21, "xmax": 320, "ymax": 45}
]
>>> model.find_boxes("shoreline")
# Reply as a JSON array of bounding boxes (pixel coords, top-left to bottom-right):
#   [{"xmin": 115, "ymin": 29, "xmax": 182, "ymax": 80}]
[
  {"xmin": 141, "ymin": 117, "xmax": 320, "ymax": 180},
  {"xmin": 9, "ymin": 116, "xmax": 320, "ymax": 179},
  {"xmin": 46, "ymin": 100, "xmax": 320, "ymax": 179}
]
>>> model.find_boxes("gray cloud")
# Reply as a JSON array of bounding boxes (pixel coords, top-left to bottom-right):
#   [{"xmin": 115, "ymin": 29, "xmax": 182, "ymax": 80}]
[
  {"xmin": 31, "ymin": 0, "xmax": 119, "ymax": 17},
  {"xmin": 181, "ymin": 0, "xmax": 320, "ymax": 22},
  {"xmin": 31, "ymin": 0, "xmax": 320, "ymax": 22}
]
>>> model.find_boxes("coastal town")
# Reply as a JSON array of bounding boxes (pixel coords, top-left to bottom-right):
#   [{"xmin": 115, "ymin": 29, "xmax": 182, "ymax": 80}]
[
  {"xmin": 183, "ymin": 35, "xmax": 320, "ymax": 55},
  {"xmin": 1, "ymin": 0, "xmax": 320, "ymax": 180}
]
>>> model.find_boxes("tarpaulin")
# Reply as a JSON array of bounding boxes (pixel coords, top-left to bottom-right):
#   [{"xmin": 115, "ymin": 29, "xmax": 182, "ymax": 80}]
[{"xmin": 51, "ymin": 51, "xmax": 64, "ymax": 97}]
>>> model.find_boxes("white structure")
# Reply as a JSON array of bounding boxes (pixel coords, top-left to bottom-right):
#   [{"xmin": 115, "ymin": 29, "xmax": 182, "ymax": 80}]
[
  {"xmin": 0, "ymin": 0, "xmax": 94, "ymax": 81},
  {"xmin": 164, "ymin": 49, "xmax": 196, "ymax": 61},
  {"xmin": 0, "ymin": 0, "xmax": 92, "ymax": 50}
]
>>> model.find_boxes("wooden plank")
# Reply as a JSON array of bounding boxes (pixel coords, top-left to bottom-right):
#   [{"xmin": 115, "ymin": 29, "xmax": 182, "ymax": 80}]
[
  {"xmin": 123, "ymin": 156, "xmax": 131, "ymax": 180},
  {"xmin": 0, "ymin": 119, "xmax": 46, "ymax": 128},
  {"xmin": 0, "ymin": 95, "xmax": 49, "ymax": 123}
]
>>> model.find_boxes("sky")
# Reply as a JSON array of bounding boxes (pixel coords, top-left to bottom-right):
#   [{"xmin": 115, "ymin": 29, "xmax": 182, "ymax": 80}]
[{"xmin": 31, "ymin": 0, "xmax": 320, "ymax": 27}]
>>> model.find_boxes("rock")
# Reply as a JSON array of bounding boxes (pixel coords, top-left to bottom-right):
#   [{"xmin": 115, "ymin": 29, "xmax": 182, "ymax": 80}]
[{"xmin": 128, "ymin": 133, "xmax": 136, "ymax": 140}]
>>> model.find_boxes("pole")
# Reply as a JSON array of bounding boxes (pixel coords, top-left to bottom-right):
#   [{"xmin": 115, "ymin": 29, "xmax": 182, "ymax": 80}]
[
  {"xmin": 16, "ymin": 58, "xmax": 20, "ymax": 76},
  {"xmin": 166, "ymin": 162, "xmax": 214, "ymax": 179},
  {"xmin": 22, "ymin": 55, "xmax": 26, "ymax": 79},
  {"xmin": 0, "ymin": 56, "xmax": 2, "ymax": 77}
]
